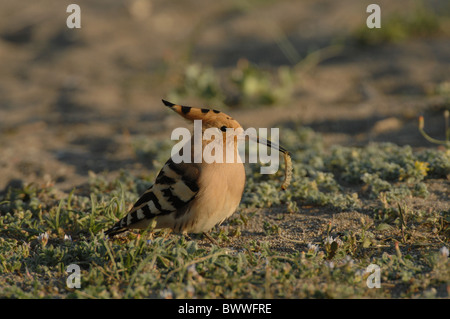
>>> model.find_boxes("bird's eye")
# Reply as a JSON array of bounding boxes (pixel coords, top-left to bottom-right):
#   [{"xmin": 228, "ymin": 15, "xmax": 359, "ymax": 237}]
[{"xmin": 220, "ymin": 126, "xmax": 227, "ymax": 132}]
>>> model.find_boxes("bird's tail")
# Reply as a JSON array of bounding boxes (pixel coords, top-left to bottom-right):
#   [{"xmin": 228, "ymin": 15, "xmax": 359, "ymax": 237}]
[{"xmin": 104, "ymin": 221, "xmax": 128, "ymax": 238}]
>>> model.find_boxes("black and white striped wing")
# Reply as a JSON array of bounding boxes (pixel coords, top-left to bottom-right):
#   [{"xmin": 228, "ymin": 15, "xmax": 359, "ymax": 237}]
[{"xmin": 104, "ymin": 159, "xmax": 200, "ymax": 237}]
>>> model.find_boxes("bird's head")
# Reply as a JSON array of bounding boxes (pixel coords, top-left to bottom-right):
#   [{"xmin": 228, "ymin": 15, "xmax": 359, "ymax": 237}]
[{"xmin": 162, "ymin": 99, "xmax": 292, "ymax": 189}]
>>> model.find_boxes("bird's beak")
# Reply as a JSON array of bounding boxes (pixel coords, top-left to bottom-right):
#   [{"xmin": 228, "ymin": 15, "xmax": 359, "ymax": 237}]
[
  {"xmin": 240, "ymin": 129, "xmax": 289, "ymax": 156},
  {"xmin": 239, "ymin": 129, "xmax": 292, "ymax": 190},
  {"xmin": 255, "ymin": 135, "xmax": 289, "ymax": 155}
]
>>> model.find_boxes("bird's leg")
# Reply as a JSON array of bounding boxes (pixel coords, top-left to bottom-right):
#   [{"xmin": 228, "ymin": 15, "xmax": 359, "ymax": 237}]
[
  {"xmin": 162, "ymin": 229, "xmax": 173, "ymax": 240},
  {"xmin": 182, "ymin": 233, "xmax": 193, "ymax": 242},
  {"xmin": 203, "ymin": 232, "xmax": 219, "ymax": 246}
]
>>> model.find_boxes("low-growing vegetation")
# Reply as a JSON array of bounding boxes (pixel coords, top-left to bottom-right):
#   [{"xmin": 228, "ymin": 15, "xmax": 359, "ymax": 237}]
[
  {"xmin": 1, "ymin": 126, "xmax": 448, "ymax": 298},
  {"xmin": 354, "ymin": 2, "xmax": 444, "ymax": 46}
]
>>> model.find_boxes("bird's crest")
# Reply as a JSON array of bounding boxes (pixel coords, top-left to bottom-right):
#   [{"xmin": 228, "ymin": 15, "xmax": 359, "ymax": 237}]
[{"xmin": 162, "ymin": 99, "xmax": 241, "ymax": 131}]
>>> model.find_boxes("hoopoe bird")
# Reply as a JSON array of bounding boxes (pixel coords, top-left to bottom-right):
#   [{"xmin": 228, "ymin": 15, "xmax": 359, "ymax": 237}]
[{"xmin": 104, "ymin": 100, "xmax": 292, "ymax": 241}]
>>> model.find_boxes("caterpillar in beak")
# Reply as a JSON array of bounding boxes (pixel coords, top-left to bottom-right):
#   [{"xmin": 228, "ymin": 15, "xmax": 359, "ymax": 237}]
[{"xmin": 253, "ymin": 135, "xmax": 293, "ymax": 190}]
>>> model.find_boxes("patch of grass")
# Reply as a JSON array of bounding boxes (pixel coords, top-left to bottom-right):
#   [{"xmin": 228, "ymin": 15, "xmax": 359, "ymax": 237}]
[
  {"xmin": 230, "ymin": 59, "xmax": 295, "ymax": 107},
  {"xmin": 0, "ymin": 126, "xmax": 449, "ymax": 298},
  {"xmin": 418, "ymin": 110, "xmax": 450, "ymax": 149},
  {"xmin": 354, "ymin": 2, "xmax": 442, "ymax": 46},
  {"xmin": 167, "ymin": 59, "xmax": 295, "ymax": 109}
]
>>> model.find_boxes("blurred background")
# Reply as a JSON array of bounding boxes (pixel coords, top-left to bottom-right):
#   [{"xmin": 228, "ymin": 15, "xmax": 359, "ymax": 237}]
[{"xmin": 0, "ymin": 0, "xmax": 449, "ymax": 191}]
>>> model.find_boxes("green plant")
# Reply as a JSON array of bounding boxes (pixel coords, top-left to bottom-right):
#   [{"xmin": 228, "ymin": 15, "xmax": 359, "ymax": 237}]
[
  {"xmin": 230, "ymin": 59, "xmax": 295, "ymax": 107},
  {"xmin": 167, "ymin": 63, "xmax": 226, "ymax": 108},
  {"xmin": 354, "ymin": 3, "xmax": 441, "ymax": 46},
  {"xmin": 418, "ymin": 111, "xmax": 450, "ymax": 149},
  {"xmin": 167, "ymin": 60, "xmax": 296, "ymax": 109},
  {"xmin": 1, "ymin": 125, "xmax": 449, "ymax": 298}
]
